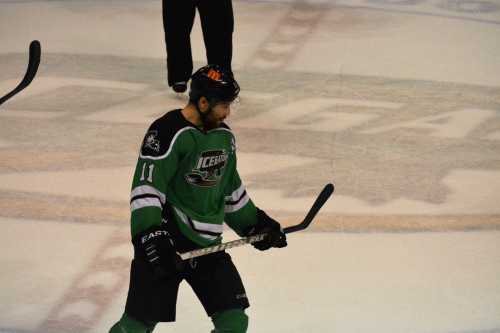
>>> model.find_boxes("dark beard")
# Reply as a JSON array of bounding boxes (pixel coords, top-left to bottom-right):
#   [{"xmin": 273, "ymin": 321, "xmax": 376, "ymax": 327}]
[{"xmin": 200, "ymin": 108, "xmax": 221, "ymax": 131}]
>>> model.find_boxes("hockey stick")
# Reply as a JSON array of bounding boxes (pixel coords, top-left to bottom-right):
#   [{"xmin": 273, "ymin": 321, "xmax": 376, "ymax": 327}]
[
  {"xmin": 0, "ymin": 40, "xmax": 41, "ymax": 106},
  {"xmin": 180, "ymin": 183, "xmax": 334, "ymax": 260}
]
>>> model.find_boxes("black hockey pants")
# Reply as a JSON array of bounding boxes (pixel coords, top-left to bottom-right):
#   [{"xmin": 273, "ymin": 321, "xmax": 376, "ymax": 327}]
[{"xmin": 162, "ymin": 0, "xmax": 234, "ymax": 86}]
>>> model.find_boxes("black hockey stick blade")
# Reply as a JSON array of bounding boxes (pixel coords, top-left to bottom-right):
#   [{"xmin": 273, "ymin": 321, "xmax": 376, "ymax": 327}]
[
  {"xmin": 283, "ymin": 183, "xmax": 334, "ymax": 234},
  {"xmin": 0, "ymin": 40, "xmax": 41, "ymax": 106},
  {"xmin": 179, "ymin": 183, "xmax": 334, "ymax": 260}
]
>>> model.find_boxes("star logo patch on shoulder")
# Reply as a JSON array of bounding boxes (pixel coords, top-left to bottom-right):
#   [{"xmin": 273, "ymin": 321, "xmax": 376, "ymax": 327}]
[{"xmin": 144, "ymin": 131, "xmax": 160, "ymax": 152}]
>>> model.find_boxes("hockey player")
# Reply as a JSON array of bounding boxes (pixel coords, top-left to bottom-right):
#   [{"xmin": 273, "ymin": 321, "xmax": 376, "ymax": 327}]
[
  {"xmin": 162, "ymin": 0, "xmax": 234, "ymax": 98},
  {"xmin": 109, "ymin": 64, "xmax": 287, "ymax": 333}
]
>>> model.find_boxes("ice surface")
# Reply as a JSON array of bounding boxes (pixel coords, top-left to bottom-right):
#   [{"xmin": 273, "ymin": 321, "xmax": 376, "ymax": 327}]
[{"xmin": 0, "ymin": 0, "xmax": 499, "ymax": 332}]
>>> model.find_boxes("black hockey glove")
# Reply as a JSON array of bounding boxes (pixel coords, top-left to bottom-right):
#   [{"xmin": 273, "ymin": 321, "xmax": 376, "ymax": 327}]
[
  {"xmin": 243, "ymin": 208, "xmax": 287, "ymax": 251},
  {"xmin": 132, "ymin": 225, "xmax": 183, "ymax": 276}
]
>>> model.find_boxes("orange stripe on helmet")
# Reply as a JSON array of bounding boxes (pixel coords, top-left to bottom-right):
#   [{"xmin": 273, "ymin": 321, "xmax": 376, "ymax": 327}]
[{"xmin": 207, "ymin": 69, "xmax": 222, "ymax": 81}]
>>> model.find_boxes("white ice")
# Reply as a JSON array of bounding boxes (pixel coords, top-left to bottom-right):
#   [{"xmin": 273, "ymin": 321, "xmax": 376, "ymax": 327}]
[{"xmin": 0, "ymin": 0, "xmax": 499, "ymax": 332}]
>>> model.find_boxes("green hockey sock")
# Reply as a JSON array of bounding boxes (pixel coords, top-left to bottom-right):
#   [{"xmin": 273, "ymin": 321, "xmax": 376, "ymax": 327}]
[
  {"xmin": 211, "ymin": 308, "xmax": 248, "ymax": 333},
  {"xmin": 109, "ymin": 312, "xmax": 157, "ymax": 333}
]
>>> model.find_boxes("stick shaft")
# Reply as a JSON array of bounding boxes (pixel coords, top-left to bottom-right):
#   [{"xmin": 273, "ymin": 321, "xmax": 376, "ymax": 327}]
[{"xmin": 179, "ymin": 184, "xmax": 334, "ymax": 260}]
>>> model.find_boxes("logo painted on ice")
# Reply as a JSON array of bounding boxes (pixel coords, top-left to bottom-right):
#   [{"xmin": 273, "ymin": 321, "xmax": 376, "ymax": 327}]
[
  {"xmin": 185, "ymin": 149, "xmax": 229, "ymax": 187},
  {"xmin": 144, "ymin": 131, "xmax": 160, "ymax": 152}
]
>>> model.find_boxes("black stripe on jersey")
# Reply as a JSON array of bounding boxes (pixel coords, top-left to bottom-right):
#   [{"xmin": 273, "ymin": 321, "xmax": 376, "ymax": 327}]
[
  {"xmin": 140, "ymin": 109, "xmax": 200, "ymax": 158},
  {"xmin": 186, "ymin": 217, "xmax": 223, "ymax": 237},
  {"xmin": 130, "ymin": 193, "xmax": 163, "ymax": 205},
  {"xmin": 226, "ymin": 190, "xmax": 247, "ymax": 206}
]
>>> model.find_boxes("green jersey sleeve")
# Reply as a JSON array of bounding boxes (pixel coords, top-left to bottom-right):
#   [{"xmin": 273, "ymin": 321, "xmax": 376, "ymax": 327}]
[
  {"xmin": 129, "ymin": 112, "xmax": 193, "ymax": 238},
  {"xmin": 223, "ymin": 155, "xmax": 259, "ymax": 237}
]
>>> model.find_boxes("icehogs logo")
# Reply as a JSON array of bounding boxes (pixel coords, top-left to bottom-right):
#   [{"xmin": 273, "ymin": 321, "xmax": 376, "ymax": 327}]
[
  {"xmin": 144, "ymin": 131, "xmax": 160, "ymax": 152},
  {"xmin": 185, "ymin": 149, "xmax": 229, "ymax": 187}
]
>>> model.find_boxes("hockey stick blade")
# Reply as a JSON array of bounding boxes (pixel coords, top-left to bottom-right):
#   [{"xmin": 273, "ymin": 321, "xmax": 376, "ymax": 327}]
[
  {"xmin": 283, "ymin": 183, "xmax": 334, "ymax": 234},
  {"xmin": 180, "ymin": 183, "xmax": 334, "ymax": 260},
  {"xmin": 0, "ymin": 40, "xmax": 41, "ymax": 106}
]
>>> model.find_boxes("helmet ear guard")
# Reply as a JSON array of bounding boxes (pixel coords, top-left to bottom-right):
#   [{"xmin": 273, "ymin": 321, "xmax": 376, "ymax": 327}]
[{"xmin": 189, "ymin": 64, "xmax": 240, "ymax": 108}]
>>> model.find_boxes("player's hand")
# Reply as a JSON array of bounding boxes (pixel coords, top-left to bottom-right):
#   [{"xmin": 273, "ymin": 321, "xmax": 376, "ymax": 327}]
[
  {"xmin": 243, "ymin": 208, "xmax": 287, "ymax": 251},
  {"xmin": 132, "ymin": 226, "xmax": 183, "ymax": 276}
]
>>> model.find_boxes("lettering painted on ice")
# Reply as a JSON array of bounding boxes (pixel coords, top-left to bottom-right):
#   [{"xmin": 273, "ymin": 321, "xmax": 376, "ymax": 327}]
[{"xmin": 185, "ymin": 149, "xmax": 229, "ymax": 187}]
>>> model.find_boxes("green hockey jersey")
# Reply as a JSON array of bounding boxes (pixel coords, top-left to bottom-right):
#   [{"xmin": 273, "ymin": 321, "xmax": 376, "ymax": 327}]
[{"xmin": 129, "ymin": 109, "xmax": 258, "ymax": 248}]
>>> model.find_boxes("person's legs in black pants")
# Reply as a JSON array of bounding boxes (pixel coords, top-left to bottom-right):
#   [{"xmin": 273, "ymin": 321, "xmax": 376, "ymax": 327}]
[
  {"xmin": 163, "ymin": 0, "xmax": 197, "ymax": 87},
  {"xmin": 197, "ymin": 0, "xmax": 234, "ymax": 76}
]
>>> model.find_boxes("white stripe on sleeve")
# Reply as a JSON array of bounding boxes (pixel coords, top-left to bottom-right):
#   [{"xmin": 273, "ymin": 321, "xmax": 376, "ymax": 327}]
[
  {"xmin": 225, "ymin": 194, "xmax": 250, "ymax": 213},
  {"xmin": 130, "ymin": 185, "xmax": 166, "ymax": 203},
  {"xmin": 130, "ymin": 197, "xmax": 162, "ymax": 213},
  {"xmin": 173, "ymin": 206, "xmax": 223, "ymax": 241}
]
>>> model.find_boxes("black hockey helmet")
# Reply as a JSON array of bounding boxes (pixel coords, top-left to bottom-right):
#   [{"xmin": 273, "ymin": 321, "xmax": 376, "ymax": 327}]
[{"xmin": 189, "ymin": 64, "xmax": 240, "ymax": 108}]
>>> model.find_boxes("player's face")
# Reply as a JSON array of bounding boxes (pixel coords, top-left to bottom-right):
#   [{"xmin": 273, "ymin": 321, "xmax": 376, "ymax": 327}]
[{"xmin": 205, "ymin": 102, "xmax": 232, "ymax": 130}]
